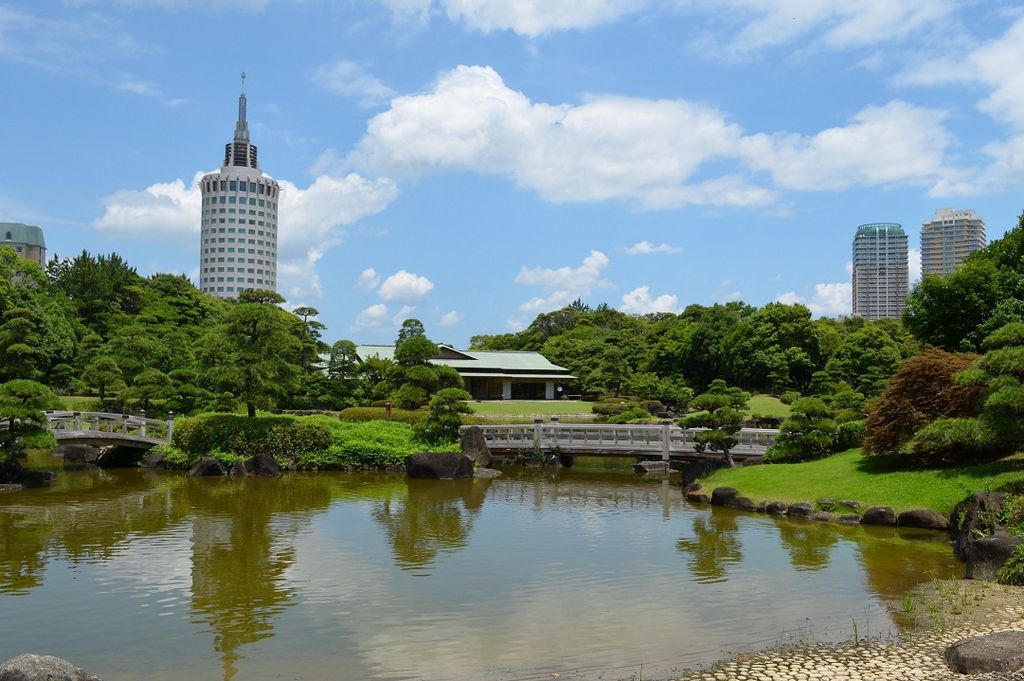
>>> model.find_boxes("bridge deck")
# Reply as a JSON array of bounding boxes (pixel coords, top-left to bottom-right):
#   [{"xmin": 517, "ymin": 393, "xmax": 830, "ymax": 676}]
[
  {"xmin": 45, "ymin": 411, "xmax": 173, "ymax": 449},
  {"xmin": 468, "ymin": 423, "xmax": 778, "ymax": 461}
]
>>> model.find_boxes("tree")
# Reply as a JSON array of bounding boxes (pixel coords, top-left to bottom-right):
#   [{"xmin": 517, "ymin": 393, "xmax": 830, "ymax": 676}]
[
  {"xmin": 195, "ymin": 290, "xmax": 301, "ymax": 418},
  {"xmin": 821, "ymin": 324, "xmax": 903, "ymax": 397},
  {"xmin": 394, "ymin": 334, "xmax": 437, "ymax": 366},
  {"xmin": 415, "ymin": 388, "xmax": 474, "ymax": 444},
  {"xmin": 0, "ymin": 380, "xmax": 58, "ymax": 461},
  {"xmin": 81, "ymin": 355, "xmax": 125, "ymax": 406},
  {"xmin": 764, "ymin": 397, "xmax": 837, "ymax": 463},
  {"xmin": 863, "ymin": 348, "xmax": 980, "ymax": 455},
  {"xmin": 0, "ymin": 308, "xmax": 44, "ymax": 380},
  {"xmin": 125, "ymin": 368, "xmax": 172, "ymax": 412},
  {"xmin": 396, "ymin": 318, "xmax": 426, "ymax": 347},
  {"xmin": 681, "ymin": 380, "xmax": 751, "ymax": 467}
]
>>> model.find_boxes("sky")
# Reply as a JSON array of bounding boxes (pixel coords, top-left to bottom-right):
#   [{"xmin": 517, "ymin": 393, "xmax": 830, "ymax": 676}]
[{"xmin": 3, "ymin": 1, "xmax": 1024, "ymax": 347}]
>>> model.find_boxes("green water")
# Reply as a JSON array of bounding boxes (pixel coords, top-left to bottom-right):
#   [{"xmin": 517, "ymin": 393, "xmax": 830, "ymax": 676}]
[{"xmin": 0, "ymin": 454, "xmax": 959, "ymax": 681}]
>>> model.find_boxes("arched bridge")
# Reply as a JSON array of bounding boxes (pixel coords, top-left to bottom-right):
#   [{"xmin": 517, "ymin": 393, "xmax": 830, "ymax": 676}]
[
  {"xmin": 45, "ymin": 411, "xmax": 173, "ymax": 449},
  {"xmin": 466, "ymin": 422, "xmax": 779, "ymax": 464}
]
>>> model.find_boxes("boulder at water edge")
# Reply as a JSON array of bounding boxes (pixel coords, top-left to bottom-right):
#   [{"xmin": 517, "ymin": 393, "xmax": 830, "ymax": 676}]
[
  {"xmin": 860, "ymin": 506, "xmax": 897, "ymax": 526},
  {"xmin": 460, "ymin": 426, "xmax": 492, "ymax": 468},
  {"xmin": 898, "ymin": 509, "xmax": 949, "ymax": 530},
  {"xmin": 710, "ymin": 487, "xmax": 739, "ymax": 507},
  {"xmin": 0, "ymin": 654, "xmax": 102, "ymax": 681},
  {"xmin": 964, "ymin": 534, "xmax": 1024, "ymax": 581},
  {"xmin": 945, "ymin": 631, "xmax": 1024, "ymax": 674},
  {"xmin": 141, "ymin": 450, "xmax": 170, "ymax": 469},
  {"xmin": 406, "ymin": 452, "xmax": 474, "ymax": 480},
  {"xmin": 229, "ymin": 461, "xmax": 248, "ymax": 477},
  {"xmin": 58, "ymin": 445, "xmax": 100, "ymax": 465},
  {"xmin": 787, "ymin": 502, "xmax": 814, "ymax": 518},
  {"xmin": 188, "ymin": 457, "xmax": 225, "ymax": 477},
  {"xmin": 634, "ymin": 460, "xmax": 669, "ymax": 474},
  {"xmin": 244, "ymin": 453, "xmax": 281, "ymax": 476}
]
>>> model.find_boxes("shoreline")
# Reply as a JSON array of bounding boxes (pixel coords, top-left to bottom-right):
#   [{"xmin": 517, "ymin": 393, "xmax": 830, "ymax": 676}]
[{"xmin": 667, "ymin": 580, "xmax": 1024, "ymax": 681}]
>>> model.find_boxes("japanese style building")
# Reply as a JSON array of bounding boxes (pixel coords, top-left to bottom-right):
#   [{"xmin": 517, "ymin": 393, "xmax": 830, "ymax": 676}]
[{"xmin": 355, "ymin": 345, "xmax": 577, "ymax": 400}]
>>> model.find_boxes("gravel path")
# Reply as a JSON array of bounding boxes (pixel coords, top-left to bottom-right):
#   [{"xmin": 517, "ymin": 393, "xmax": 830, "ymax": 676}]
[{"xmin": 671, "ymin": 583, "xmax": 1024, "ymax": 681}]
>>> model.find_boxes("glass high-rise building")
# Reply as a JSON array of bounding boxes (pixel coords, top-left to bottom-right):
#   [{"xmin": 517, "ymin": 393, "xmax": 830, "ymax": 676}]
[
  {"xmin": 199, "ymin": 75, "xmax": 280, "ymax": 299},
  {"xmin": 852, "ymin": 223, "xmax": 908, "ymax": 320},
  {"xmin": 921, "ymin": 208, "xmax": 986, "ymax": 278}
]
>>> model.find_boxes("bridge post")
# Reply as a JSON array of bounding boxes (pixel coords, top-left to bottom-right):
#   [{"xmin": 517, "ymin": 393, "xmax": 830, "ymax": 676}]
[
  {"xmin": 139, "ymin": 409, "xmax": 146, "ymax": 437},
  {"xmin": 167, "ymin": 412, "xmax": 174, "ymax": 443},
  {"xmin": 533, "ymin": 419, "xmax": 542, "ymax": 451},
  {"xmin": 661, "ymin": 422, "xmax": 671, "ymax": 461},
  {"xmin": 72, "ymin": 412, "xmax": 82, "ymax": 432}
]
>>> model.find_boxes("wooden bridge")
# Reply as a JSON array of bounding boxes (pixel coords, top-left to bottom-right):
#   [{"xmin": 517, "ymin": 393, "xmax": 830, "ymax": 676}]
[
  {"xmin": 45, "ymin": 411, "xmax": 173, "ymax": 449},
  {"xmin": 467, "ymin": 422, "xmax": 779, "ymax": 463}
]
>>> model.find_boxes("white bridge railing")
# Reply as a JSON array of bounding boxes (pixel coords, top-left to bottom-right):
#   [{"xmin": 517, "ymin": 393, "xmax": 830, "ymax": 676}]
[
  {"xmin": 45, "ymin": 411, "xmax": 174, "ymax": 445},
  {"xmin": 466, "ymin": 422, "xmax": 778, "ymax": 460}
]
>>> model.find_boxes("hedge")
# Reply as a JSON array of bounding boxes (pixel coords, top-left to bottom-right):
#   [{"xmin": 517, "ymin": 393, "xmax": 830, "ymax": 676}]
[{"xmin": 172, "ymin": 413, "xmax": 332, "ymax": 468}]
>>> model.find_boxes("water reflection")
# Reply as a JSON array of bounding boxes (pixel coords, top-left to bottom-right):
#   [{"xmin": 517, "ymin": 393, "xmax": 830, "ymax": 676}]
[
  {"xmin": 775, "ymin": 517, "xmax": 839, "ymax": 572},
  {"xmin": 676, "ymin": 506, "xmax": 743, "ymax": 583},
  {"xmin": 371, "ymin": 478, "xmax": 492, "ymax": 572}
]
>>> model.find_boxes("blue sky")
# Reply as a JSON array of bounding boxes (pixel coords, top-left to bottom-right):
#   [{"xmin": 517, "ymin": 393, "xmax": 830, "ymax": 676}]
[{"xmin": 3, "ymin": 1, "xmax": 1024, "ymax": 347}]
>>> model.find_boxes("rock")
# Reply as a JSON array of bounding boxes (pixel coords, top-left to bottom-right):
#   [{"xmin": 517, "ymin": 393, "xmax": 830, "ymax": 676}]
[
  {"xmin": 951, "ymin": 492, "xmax": 1007, "ymax": 562},
  {"xmin": 188, "ymin": 457, "xmax": 225, "ymax": 477},
  {"xmin": 229, "ymin": 461, "xmax": 248, "ymax": 477},
  {"xmin": 634, "ymin": 461, "xmax": 669, "ymax": 474},
  {"xmin": 0, "ymin": 653, "xmax": 102, "ymax": 681},
  {"xmin": 787, "ymin": 502, "xmax": 814, "ymax": 518},
  {"xmin": 836, "ymin": 514, "xmax": 862, "ymax": 524},
  {"xmin": 459, "ymin": 426, "xmax": 492, "ymax": 468},
  {"xmin": 0, "ymin": 484, "xmax": 23, "ymax": 493},
  {"xmin": 685, "ymin": 491, "xmax": 710, "ymax": 504},
  {"xmin": 816, "ymin": 498, "xmax": 837, "ymax": 511},
  {"xmin": 837, "ymin": 499, "xmax": 864, "ymax": 511},
  {"xmin": 679, "ymin": 458, "xmax": 728, "ymax": 488},
  {"xmin": 405, "ymin": 452, "xmax": 474, "ymax": 480},
  {"xmin": 140, "ymin": 450, "xmax": 169, "ymax": 469},
  {"xmin": 58, "ymin": 445, "xmax": 101, "ymax": 465},
  {"xmin": 0, "ymin": 459, "xmax": 24, "ymax": 485},
  {"xmin": 812, "ymin": 511, "xmax": 835, "ymax": 522},
  {"xmin": 964, "ymin": 534, "xmax": 1024, "ymax": 581},
  {"xmin": 765, "ymin": 501, "xmax": 788, "ymax": 515},
  {"xmin": 544, "ymin": 455, "xmax": 562, "ymax": 469},
  {"xmin": 861, "ymin": 506, "xmax": 897, "ymax": 526},
  {"xmin": 945, "ymin": 631, "xmax": 1024, "ymax": 674},
  {"xmin": 474, "ymin": 467, "xmax": 502, "ymax": 479},
  {"xmin": 684, "ymin": 482, "xmax": 702, "ymax": 494},
  {"xmin": 756, "ymin": 501, "xmax": 769, "ymax": 513},
  {"xmin": 898, "ymin": 509, "xmax": 949, "ymax": 530},
  {"xmin": 710, "ymin": 487, "xmax": 740, "ymax": 507},
  {"xmin": 734, "ymin": 496, "xmax": 756, "ymax": 511},
  {"xmin": 244, "ymin": 454, "xmax": 281, "ymax": 477},
  {"xmin": 19, "ymin": 471, "xmax": 56, "ymax": 487}
]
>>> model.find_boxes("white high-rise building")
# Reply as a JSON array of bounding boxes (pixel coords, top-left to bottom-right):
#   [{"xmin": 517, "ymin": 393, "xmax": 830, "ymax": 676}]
[
  {"xmin": 921, "ymin": 208, "xmax": 986, "ymax": 278},
  {"xmin": 199, "ymin": 75, "xmax": 280, "ymax": 299},
  {"xmin": 852, "ymin": 223, "xmax": 909, "ymax": 320}
]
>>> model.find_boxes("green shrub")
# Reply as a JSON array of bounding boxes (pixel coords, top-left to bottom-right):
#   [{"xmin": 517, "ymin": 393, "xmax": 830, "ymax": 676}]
[
  {"xmin": 147, "ymin": 443, "xmax": 191, "ymax": 468},
  {"xmin": 905, "ymin": 417, "xmax": 1002, "ymax": 464},
  {"xmin": 19, "ymin": 430, "xmax": 56, "ymax": 450},
  {"xmin": 763, "ymin": 397, "xmax": 837, "ymax": 463},
  {"xmin": 338, "ymin": 407, "xmax": 425, "ymax": 424},
  {"xmin": 780, "ymin": 391, "xmax": 801, "ymax": 405},
  {"xmin": 171, "ymin": 414, "xmax": 332, "ymax": 468},
  {"xmin": 414, "ymin": 388, "xmax": 473, "ymax": 445},
  {"xmin": 297, "ymin": 419, "xmax": 458, "ymax": 469},
  {"xmin": 997, "ymin": 544, "xmax": 1024, "ymax": 586},
  {"xmin": 592, "ymin": 402, "xmax": 628, "ymax": 416},
  {"xmin": 835, "ymin": 420, "xmax": 866, "ymax": 451},
  {"xmin": 607, "ymin": 402, "xmax": 656, "ymax": 424}
]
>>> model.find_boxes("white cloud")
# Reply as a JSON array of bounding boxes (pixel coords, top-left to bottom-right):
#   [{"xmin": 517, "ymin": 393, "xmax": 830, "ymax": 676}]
[
  {"xmin": 514, "ymin": 250, "xmax": 611, "ymax": 313},
  {"xmin": 899, "ymin": 15, "xmax": 1024, "ymax": 129},
  {"xmin": 391, "ymin": 304, "xmax": 416, "ymax": 325},
  {"xmin": 357, "ymin": 268, "xmax": 381, "ymax": 289},
  {"xmin": 311, "ymin": 60, "xmax": 396, "ymax": 108},
  {"xmin": 623, "ymin": 240, "xmax": 681, "ymax": 255},
  {"xmin": 909, "ymin": 248, "xmax": 922, "ymax": 285},
  {"xmin": 741, "ymin": 101, "xmax": 954, "ymax": 191},
  {"xmin": 377, "ymin": 0, "xmax": 642, "ymax": 35},
  {"xmin": 776, "ymin": 282, "xmax": 851, "ymax": 317},
  {"xmin": 377, "ymin": 269, "xmax": 434, "ymax": 303},
  {"xmin": 94, "ymin": 170, "xmax": 398, "ymax": 300},
  {"xmin": 675, "ymin": 0, "xmax": 953, "ymax": 56},
  {"xmin": 349, "ymin": 65, "xmax": 772, "ymax": 209},
  {"xmin": 354, "ymin": 303, "xmax": 389, "ymax": 330},
  {"xmin": 619, "ymin": 286, "xmax": 680, "ymax": 314},
  {"xmin": 439, "ymin": 310, "xmax": 462, "ymax": 327}
]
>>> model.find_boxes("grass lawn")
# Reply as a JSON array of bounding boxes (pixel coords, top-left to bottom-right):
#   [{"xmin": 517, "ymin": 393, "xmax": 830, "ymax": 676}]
[
  {"xmin": 468, "ymin": 400, "xmax": 596, "ymax": 415},
  {"xmin": 703, "ymin": 448, "xmax": 1024, "ymax": 514},
  {"xmin": 746, "ymin": 394, "xmax": 791, "ymax": 419},
  {"xmin": 55, "ymin": 395, "xmax": 103, "ymax": 411}
]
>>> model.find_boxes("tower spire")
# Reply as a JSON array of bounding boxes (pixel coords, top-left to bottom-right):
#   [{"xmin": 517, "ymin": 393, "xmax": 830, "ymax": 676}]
[{"xmin": 235, "ymin": 71, "xmax": 249, "ymax": 142}]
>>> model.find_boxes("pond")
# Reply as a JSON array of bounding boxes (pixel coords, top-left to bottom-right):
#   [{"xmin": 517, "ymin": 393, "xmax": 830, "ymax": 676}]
[{"xmin": 0, "ymin": 454, "xmax": 960, "ymax": 681}]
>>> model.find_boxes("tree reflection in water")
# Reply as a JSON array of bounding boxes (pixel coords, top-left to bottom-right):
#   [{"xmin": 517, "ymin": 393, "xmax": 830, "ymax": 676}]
[
  {"xmin": 775, "ymin": 518, "xmax": 839, "ymax": 571},
  {"xmin": 185, "ymin": 475, "xmax": 332, "ymax": 680},
  {"xmin": 372, "ymin": 478, "xmax": 492, "ymax": 572},
  {"xmin": 676, "ymin": 506, "xmax": 743, "ymax": 583}
]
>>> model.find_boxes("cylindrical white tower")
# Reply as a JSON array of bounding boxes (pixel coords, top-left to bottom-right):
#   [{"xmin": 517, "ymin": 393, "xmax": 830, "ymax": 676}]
[{"xmin": 199, "ymin": 74, "xmax": 280, "ymax": 299}]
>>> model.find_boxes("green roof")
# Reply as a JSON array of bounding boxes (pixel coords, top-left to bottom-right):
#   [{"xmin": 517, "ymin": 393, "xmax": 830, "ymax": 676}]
[
  {"xmin": 355, "ymin": 345, "xmax": 574, "ymax": 377},
  {"xmin": 0, "ymin": 222, "xmax": 46, "ymax": 248},
  {"xmin": 855, "ymin": 223, "xmax": 905, "ymax": 238}
]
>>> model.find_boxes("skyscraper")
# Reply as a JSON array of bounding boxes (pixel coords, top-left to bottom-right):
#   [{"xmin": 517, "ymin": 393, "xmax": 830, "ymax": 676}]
[
  {"xmin": 199, "ymin": 74, "xmax": 280, "ymax": 299},
  {"xmin": 921, "ymin": 208, "xmax": 986, "ymax": 278},
  {"xmin": 852, "ymin": 223, "xmax": 909, "ymax": 320}
]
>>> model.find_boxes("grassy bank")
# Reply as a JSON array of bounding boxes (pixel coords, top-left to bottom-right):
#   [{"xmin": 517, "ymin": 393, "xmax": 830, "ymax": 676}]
[
  {"xmin": 746, "ymin": 394, "xmax": 791, "ymax": 418},
  {"xmin": 703, "ymin": 448, "xmax": 1024, "ymax": 514},
  {"xmin": 468, "ymin": 400, "xmax": 595, "ymax": 415}
]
